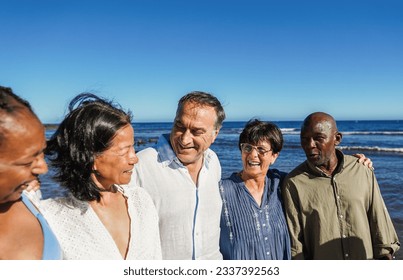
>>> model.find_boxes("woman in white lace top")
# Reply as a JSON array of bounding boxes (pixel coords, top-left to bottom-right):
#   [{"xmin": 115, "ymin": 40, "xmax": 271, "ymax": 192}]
[{"xmin": 39, "ymin": 93, "xmax": 162, "ymax": 260}]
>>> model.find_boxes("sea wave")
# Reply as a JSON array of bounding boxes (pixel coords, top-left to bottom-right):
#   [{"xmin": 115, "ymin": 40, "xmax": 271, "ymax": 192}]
[
  {"xmin": 338, "ymin": 146, "xmax": 403, "ymax": 153},
  {"xmin": 342, "ymin": 131, "xmax": 403, "ymax": 136},
  {"xmin": 278, "ymin": 130, "xmax": 403, "ymax": 136},
  {"xmin": 280, "ymin": 128, "xmax": 299, "ymax": 134},
  {"xmin": 223, "ymin": 127, "xmax": 302, "ymax": 135},
  {"xmin": 285, "ymin": 144, "xmax": 403, "ymax": 154}
]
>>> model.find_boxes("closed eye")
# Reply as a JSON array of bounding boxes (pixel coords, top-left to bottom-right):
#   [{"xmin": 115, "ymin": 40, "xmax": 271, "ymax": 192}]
[
  {"xmin": 16, "ymin": 161, "xmax": 34, "ymax": 167},
  {"xmin": 192, "ymin": 129, "xmax": 206, "ymax": 136}
]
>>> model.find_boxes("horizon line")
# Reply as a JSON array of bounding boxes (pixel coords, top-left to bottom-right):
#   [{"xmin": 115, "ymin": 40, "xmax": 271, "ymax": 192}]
[{"xmin": 43, "ymin": 119, "xmax": 403, "ymax": 126}]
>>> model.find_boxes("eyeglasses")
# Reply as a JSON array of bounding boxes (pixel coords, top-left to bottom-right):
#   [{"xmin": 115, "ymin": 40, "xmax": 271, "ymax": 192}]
[{"xmin": 240, "ymin": 143, "xmax": 272, "ymax": 155}]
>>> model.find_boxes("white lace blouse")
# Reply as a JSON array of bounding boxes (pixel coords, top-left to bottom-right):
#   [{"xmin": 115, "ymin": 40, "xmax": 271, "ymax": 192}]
[{"xmin": 40, "ymin": 186, "xmax": 162, "ymax": 260}]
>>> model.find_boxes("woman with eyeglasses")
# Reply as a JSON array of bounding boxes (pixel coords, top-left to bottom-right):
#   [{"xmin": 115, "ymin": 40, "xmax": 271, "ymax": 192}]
[{"xmin": 219, "ymin": 119, "xmax": 291, "ymax": 260}]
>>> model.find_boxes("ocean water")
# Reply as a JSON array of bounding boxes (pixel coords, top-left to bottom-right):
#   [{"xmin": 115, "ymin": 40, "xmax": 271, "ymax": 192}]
[{"xmin": 41, "ymin": 120, "xmax": 403, "ymax": 259}]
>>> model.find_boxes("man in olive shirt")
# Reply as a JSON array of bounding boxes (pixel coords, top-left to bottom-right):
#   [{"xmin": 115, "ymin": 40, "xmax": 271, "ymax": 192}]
[{"xmin": 282, "ymin": 112, "xmax": 400, "ymax": 260}]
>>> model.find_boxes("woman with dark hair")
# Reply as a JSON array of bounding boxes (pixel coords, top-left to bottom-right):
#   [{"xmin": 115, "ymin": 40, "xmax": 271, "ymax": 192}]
[
  {"xmin": 0, "ymin": 85, "xmax": 61, "ymax": 260},
  {"xmin": 40, "ymin": 93, "xmax": 162, "ymax": 260},
  {"xmin": 219, "ymin": 119, "xmax": 291, "ymax": 260}
]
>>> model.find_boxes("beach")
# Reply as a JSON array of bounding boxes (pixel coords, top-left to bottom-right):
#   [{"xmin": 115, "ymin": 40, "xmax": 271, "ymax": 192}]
[{"xmin": 41, "ymin": 120, "xmax": 403, "ymax": 259}]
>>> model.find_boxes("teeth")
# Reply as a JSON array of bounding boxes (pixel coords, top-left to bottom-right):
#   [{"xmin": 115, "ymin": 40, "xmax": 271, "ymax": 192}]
[{"xmin": 248, "ymin": 161, "xmax": 260, "ymax": 166}]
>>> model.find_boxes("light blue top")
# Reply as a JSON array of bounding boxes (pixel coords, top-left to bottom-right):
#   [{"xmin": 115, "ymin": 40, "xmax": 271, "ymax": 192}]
[
  {"xmin": 219, "ymin": 169, "xmax": 291, "ymax": 260},
  {"xmin": 21, "ymin": 193, "xmax": 63, "ymax": 260}
]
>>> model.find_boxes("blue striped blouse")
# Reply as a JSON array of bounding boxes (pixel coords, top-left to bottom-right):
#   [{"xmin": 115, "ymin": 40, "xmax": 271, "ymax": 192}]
[{"xmin": 219, "ymin": 169, "xmax": 291, "ymax": 260}]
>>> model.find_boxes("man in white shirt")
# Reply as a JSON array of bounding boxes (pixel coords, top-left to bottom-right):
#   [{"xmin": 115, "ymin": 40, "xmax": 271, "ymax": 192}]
[{"xmin": 130, "ymin": 91, "xmax": 225, "ymax": 259}]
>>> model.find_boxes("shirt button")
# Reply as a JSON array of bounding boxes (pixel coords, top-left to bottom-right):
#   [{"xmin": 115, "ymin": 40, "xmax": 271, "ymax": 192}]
[
  {"xmin": 342, "ymin": 234, "xmax": 346, "ymax": 238},
  {"xmin": 345, "ymin": 253, "xmax": 349, "ymax": 257},
  {"xmin": 264, "ymin": 237, "xmax": 268, "ymax": 241},
  {"xmin": 266, "ymin": 252, "xmax": 270, "ymax": 255},
  {"xmin": 340, "ymin": 215, "xmax": 343, "ymax": 219},
  {"xmin": 262, "ymin": 224, "xmax": 266, "ymax": 227}
]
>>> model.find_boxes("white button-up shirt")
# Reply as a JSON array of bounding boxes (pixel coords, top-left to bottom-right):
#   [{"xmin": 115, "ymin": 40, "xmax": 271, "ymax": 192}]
[{"xmin": 130, "ymin": 134, "xmax": 223, "ymax": 260}]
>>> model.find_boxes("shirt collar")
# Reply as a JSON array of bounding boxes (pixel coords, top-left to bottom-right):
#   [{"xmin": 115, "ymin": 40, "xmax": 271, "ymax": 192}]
[
  {"xmin": 156, "ymin": 133, "xmax": 214, "ymax": 169},
  {"xmin": 305, "ymin": 149, "xmax": 345, "ymax": 177}
]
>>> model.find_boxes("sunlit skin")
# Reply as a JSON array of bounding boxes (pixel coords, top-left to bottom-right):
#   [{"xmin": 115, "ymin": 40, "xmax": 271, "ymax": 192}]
[
  {"xmin": 240, "ymin": 141, "xmax": 279, "ymax": 206},
  {"xmin": 300, "ymin": 112, "xmax": 342, "ymax": 176},
  {"xmin": 299, "ymin": 113, "xmax": 393, "ymax": 260},
  {"xmin": 92, "ymin": 124, "xmax": 138, "ymax": 190},
  {"xmin": 0, "ymin": 108, "xmax": 48, "ymax": 260},
  {"xmin": 90, "ymin": 124, "xmax": 138, "ymax": 259},
  {"xmin": 170, "ymin": 101, "xmax": 219, "ymax": 183},
  {"xmin": 0, "ymin": 110, "xmax": 48, "ymax": 204}
]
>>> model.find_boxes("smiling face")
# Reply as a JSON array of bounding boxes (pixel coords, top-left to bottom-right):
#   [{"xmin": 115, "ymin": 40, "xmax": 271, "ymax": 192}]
[
  {"xmin": 170, "ymin": 101, "xmax": 219, "ymax": 167},
  {"xmin": 92, "ymin": 124, "xmax": 138, "ymax": 189},
  {"xmin": 0, "ymin": 110, "xmax": 48, "ymax": 204},
  {"xmin": 241, "ymin": 141, "xmax": 279, "ymax": 179}
]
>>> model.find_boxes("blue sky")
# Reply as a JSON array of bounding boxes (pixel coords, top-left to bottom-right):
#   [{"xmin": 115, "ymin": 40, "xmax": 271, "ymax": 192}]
[{"xmin": 1, "ymin": 0, "xmax": 402, "ymax": 123}]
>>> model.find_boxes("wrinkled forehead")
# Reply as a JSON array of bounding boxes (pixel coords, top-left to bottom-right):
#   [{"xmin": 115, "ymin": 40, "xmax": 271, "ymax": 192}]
[
  {"xmin": 0, "ymin": 123, "xmax": 45, "ymax": 167},
  {"xmin": 177, "ymin": 102, "xmax": 217, "ymax": 122},
  {"xmin": 1, "ymin": 107, "xmax": 40, "ymax": 129},
  {"xmin": 302, "ymin": 118, "xmax": 334, "ymax": 135},
  {"xmin": 1, "ymin": 109, "xmax": 43, "ymax": 146},
  {"xmin": 178, "ymin": 101, "xmax": 211, "ymax": 114},
  {"xmin": 314, "ymin": 120, "xmax": 333, "ymax": 133}
]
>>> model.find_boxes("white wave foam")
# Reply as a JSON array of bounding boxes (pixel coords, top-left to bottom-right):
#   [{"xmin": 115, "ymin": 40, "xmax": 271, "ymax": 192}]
[
  {"xmin": 342, "ymin": 131, "xmax": 403, "ymax": 136},
  {"xmin": 280, "ymin": 128, "xmax": 299, "ymax": 134},
  {"xmin": 338, "ymin": 146, "xmax": 403, "ymax": 153}
]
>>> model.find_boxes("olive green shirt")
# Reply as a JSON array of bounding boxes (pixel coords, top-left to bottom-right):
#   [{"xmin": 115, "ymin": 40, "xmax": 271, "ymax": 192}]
[{"xmin": 282, "ymin": 150, "xmax": 400, "ymax": 260}]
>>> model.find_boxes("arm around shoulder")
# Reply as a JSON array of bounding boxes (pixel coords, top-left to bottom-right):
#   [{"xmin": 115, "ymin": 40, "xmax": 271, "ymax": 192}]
[{"xmin": 281, "ymin": 177, "xmax": 305, "ymax": 259}]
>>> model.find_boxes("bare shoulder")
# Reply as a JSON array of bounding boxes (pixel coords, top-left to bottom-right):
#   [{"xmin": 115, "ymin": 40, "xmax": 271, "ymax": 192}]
[{"xmin": 0, "ymin": 200, "xmax": 43, "ymax": 259}]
